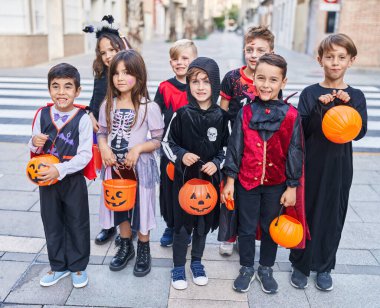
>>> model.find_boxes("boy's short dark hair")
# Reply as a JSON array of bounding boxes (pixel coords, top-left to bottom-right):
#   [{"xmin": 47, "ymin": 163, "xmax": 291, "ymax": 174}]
[
  {"xmin": 244, "ymin": 26, "xmax": 275, "ymax": 50},
  {"xmin": 256, "ymin": 54, "xmax": 287, "ymax": 78},
  {"xmin": 48, "ymin": 63, "xmax": 80, "ymax": 89},
  {"xmin": 186, "ymin": 66, "xmax": 207, "ymax": 80},
  {"xmin": 317, "ymin": 33, "xmax": 357, "ymax": 58}
]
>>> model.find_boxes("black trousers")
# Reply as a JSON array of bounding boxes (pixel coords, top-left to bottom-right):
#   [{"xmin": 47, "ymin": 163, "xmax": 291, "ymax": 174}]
[
  {"xmin": 236, "ymin": 181, "xmax": 285, "ymax": 267},
  {"xmin": 173, "ymin": 226, "xmax": 206, "ymax": 267},
  {"xmin": 39, "ymin": 174, "xmax": 90, "ymax": 272}
]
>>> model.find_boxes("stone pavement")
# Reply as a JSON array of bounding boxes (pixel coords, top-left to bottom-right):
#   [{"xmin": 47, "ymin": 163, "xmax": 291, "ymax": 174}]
[
  {"xmin": 0, "ymin": 32, "xmax": 380, "ymax": 307},
  {"xmin": 0, "ymin": 142, "xmax": 380, "ymax": 308}
]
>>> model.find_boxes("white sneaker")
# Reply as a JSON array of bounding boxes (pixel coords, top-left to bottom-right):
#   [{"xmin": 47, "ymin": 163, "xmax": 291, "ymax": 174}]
[
  {"xmin": 171, "ymin": 266, "xmax": 188, "ymax": 290},
  {"xmin": 190, "ymin": 261, "xmax": 208, "ymax": 286},
  {"xmin": 219, "ymin": 242, "xmax": 234, "ymax": 256}
]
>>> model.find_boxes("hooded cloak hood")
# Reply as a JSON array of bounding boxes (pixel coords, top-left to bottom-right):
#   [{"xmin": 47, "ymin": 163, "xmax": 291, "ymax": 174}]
[{"xmin": 186, "ymin": 57, "xmax": 220, "ymax": 106}]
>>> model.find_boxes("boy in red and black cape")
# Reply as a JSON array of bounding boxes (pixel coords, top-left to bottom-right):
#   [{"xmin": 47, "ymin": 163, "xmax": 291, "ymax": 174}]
[{"xmin": 221, "ymin": 54, "xmax": 309, "ymax": 294}]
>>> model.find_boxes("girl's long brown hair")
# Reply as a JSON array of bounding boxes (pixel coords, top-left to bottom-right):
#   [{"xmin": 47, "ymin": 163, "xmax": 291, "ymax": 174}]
[
  {"xmin": 93, "ymin": 33, "xmax": 131, "ymax": 78},
  {"xmin": 105, "ymin": 50, "xmax": 150, "ymax": 132}
]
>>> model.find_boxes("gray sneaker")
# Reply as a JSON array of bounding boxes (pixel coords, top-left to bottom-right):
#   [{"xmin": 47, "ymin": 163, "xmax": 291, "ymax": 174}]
[
  {"xmin": 316, "ymin": 272, "xmax": 333, "ymax": 291},
  {"xmin": 233, "ymin": 266, "xmax": 255, "ymax": 293},
  {"xmin": 256, "ymin": 265, "xmax": 278, "ymax": 294},
  {"xmin": 290, "ymin": 267, "xmax": 308, "ymax": 289}
]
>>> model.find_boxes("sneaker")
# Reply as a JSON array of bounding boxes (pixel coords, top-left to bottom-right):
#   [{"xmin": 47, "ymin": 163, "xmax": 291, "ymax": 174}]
[
  {"xmin": 233, "ymin": 266, "xmax": 255, "ymax": 293},
  {"xmin": 171, "ymin": 266, "xmax": 188, "ymax": 290},
  {"xmin": 219, "ymin": 242, "xmax": 234, "ymax": 256},
  {"xmin": 315, "ymin": 272, "xmax": 333, "ymax": 291},
  {"xmin": 290, "ymin": 267, "xmax": 308, "ymax": 289},
  {"xmin": 190, "ymin": 261, "xmax": 208, "ymax": 286},
  {"xmin": 40, "ymin": 270, "xmax": 70, "ymax": 287},
  {"xmin": 256, "ymin": 265, "xmax": 278, "ymax": 294},
  {"xmin": 71, "ymin": 271, "xmax": 88, "ymax": 288},
  {"xmin": 160, "ymin": 227, "xmax": 173, "ymax": 247}
]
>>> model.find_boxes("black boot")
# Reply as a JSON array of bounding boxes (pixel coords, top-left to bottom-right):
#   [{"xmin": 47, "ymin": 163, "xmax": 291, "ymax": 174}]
[
  {"xmin": 95, "ymin": 227, "xmax": 116, "ymax": 245},
  {"xmin": 133, "ymin": 240, "xmax": 151, "ymax": 277},
  {"xmin": 109, "ymin": 237, "xmax": 135, "ymax": 271}
]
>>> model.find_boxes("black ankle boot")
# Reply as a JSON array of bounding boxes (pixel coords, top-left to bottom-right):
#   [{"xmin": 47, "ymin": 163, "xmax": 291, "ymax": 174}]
[
  {"xmin": 95, "ymin": 227, "xmax": 116, "ymax": 245},
  {"xmin": 109, "ymin": 237, "xmax": 135, "ymax": 271},
  {"xmin": 133, "ymin": 240, "xmax": 151, "ymax": 277}
]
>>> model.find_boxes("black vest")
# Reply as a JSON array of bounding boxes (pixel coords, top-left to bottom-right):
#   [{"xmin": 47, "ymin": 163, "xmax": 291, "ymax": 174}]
[{"xmin": 40, "ymin": 106, "xmax": 86, "ymax": 163}]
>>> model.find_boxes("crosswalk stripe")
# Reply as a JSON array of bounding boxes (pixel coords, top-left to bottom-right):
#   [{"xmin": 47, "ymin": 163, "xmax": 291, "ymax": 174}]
[{"xmin": 0, "ymin": 77, "xmax": 379, "ymax": 152}]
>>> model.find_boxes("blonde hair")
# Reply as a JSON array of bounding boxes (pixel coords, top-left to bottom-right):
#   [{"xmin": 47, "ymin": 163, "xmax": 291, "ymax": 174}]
[{"xmin": 169, "ymin": 39, "xmax": 198, "ymax": 60}]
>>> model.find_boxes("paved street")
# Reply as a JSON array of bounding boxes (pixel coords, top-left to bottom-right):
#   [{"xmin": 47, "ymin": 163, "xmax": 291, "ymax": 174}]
[{"xmin": 0, "ymin": 32, "xmax": 380, "ymax": 307}]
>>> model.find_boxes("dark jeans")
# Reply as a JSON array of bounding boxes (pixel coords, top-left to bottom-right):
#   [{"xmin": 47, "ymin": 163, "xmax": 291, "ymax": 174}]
[
  {"xmin": 40, "ymin": 174, "xmax": 90, "ymax": 272},
  {"xmin": 173, "ymin": 226, "xmax": 206, "ymax": 267},
  {"xmin": 236, "ymin": 181, "xmax": 285, "ymax": 267}
]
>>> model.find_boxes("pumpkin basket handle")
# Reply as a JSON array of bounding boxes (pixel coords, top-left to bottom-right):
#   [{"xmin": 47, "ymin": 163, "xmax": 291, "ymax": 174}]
[
  {"xmin": 274, "ymin": 205, "xmax": 285, "ymax": 227},
  {"xmin": 111, "ymin": 164, "xmax": 137, "ymax": 181},
  {"xmin": 182, "ymin": 159, "xmax": 214, "ymax": 185}
]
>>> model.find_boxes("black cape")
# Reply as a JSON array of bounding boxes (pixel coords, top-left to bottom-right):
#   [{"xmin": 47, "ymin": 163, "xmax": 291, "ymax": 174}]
[
  {"xmin": 289, "ymin": 83, "xmax": 367, "ymax": 275},
  {"xmin": 162, "ymin": 57, "xmax": 229, "ymax": 235}
]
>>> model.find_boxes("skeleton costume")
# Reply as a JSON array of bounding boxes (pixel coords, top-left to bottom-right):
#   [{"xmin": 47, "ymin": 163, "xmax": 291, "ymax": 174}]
[
  {"xmin": 162, "ymin": 57, "xmax": 229, "ymax": 267},
  {"xmin": 97, "ymin": 98, "xmax": 164, "ymax": 234}
]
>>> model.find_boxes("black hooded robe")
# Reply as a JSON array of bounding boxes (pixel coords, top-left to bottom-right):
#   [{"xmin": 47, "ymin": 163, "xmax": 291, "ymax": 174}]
[
  {"xmin": 162, "ymin": 57, "xmax": 229, "ymax": 235},
  {"xmin": 289, "ymin": 83, "xmax": 367, "ymax": 276}
]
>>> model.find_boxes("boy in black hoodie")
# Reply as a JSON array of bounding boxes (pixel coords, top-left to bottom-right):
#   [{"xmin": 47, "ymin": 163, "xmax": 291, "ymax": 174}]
[{"xmin": 162, "ymin": 57, "xmax": 229, "ymax": 290}]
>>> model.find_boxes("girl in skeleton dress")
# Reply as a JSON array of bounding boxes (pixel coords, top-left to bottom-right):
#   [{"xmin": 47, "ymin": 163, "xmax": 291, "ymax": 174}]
[{"xmin": 97, "ymin": 50, "xmax": 164, "ymax": 276}]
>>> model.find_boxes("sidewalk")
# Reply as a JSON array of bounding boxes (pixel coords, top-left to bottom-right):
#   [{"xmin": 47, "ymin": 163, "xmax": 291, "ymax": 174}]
[{"xmin": 0, "ymin": 143, "xmax": 380, "ymax": 307}]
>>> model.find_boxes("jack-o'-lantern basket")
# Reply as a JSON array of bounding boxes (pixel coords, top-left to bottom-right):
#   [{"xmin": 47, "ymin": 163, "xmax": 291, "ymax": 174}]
[
  {"xmin": 103, "ymin": 178, "xmax": 137, "ymax": 212},
  {"xmin": 178, "ymin": 161, "xmax": 218, "ymax": 216},
  {"xmin": 26, "ymin": 154, "xmax": 60, "ymax": 186},
  {"xmin": 92, "ymin": 144, "xmax": 102, "ymax": 171},
  {"xmin": 166, "ymin": 162, "xmax": 175, "ymax": 181}
]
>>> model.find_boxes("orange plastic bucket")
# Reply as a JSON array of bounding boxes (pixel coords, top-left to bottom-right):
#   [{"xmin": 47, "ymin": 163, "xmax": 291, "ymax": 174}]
[
  {"xmin": 166, "ymin": 162, "xmax": 175, "ymax": 181},
  {"xmin": 26, "ymin": 154, "xmax": 60, "ymax": 186},
  {"xmin": 103, "ymin": 179, "xmax": 137, "ymax": 212}
]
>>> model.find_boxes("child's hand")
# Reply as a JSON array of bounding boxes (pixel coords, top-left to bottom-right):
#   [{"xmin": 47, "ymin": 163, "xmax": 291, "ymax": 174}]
[
  {"xmin": 335, "ymin": 90, "xmax": 350, "ymax": 103},
  {"xmin": 32, "ymin": 133, "xmax": 49, "ymax": 147},
  {"xmin": 280, "ymin": 187, "xmax": 297, "ymax": 207},
  {"xmin": 201, "ymin": 162, "xmax": 217, "ymax": 176},
  {"xmin": 89, "ymin": 113, "xmax": 99, "ymax": 133},
  {"xmin": 318, "ymin": 92, "xmax": 335, "ymax": 105},
  {"xmin": 38, "ymin": 164, "xmax": 59, "ymax": 184},
  {"xmin": 100, "ymin": 146, "xmax": 116, "ymax": 166},
  {"xmin": 221, "ymin": 181, "xmax": 234, "ymax": 204},
  {"xmin": 124, "ymin": 146, "xmax": 141, "ymax": 168},
  {"xmin": 182, "ymin": 153, "xmax": 200, "ymax": 166}
]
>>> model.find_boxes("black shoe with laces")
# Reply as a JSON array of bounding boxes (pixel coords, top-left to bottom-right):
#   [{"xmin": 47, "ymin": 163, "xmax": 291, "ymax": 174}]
[
  {"xmin": 133, "ymin": 240, "xmax": 151, "ymax": 277},
  {"xmin": 109, "ymin": 237, "xmax": 135, "ymax": 271},
  {"xmin": 316, "ymin": 272, "xmax": 333, "ymax": 291},
  {"xmin": 290, "ymin": 266, "xmax": 308, "ymax": 289},
  {"xmin": 257, "ymin": 265, "xmax": 278, "ymax": 294},
  {"xmin": 233, "ymin": 266, "xmax": 255, "ymax": 293}
]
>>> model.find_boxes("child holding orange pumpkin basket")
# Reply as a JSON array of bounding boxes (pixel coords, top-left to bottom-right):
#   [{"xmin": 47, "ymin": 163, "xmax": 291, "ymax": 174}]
[
  {"xmin": 221, "ymin": 54, "xmax": 306, "ymax": 294},
  {"xmin": 289, "ymin": 34, "xmax": 367, "ymax": 292},
  {"xmin": 28, "ymin": 63, "xmax": 93, "ymax": 288},
  {"xmin": 97, "ymin": 50, "xmax": 164, "ymax": 276},
  {"xmin": 162, "ymin": 57, "xmax": 229, "ymax": 290}
]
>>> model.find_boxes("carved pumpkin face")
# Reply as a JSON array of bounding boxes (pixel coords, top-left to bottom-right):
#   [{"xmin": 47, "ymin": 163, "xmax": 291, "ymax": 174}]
[
  {"xmin": 322, "ymin": 105, "xmax": 362, "ymax": 144},
  {"xmin": 26, "ymin": 154, "xmax": 59, "ymax": 186},
  {"xmin": 103, "ymin": 179, "xmax": 137, "ymax": 212},
  {"xmin": 179, "ymin": 178, "xmax": 218, "ymax": 216},
  {"xmin": 269, "ymin": 214, "xmax": 303, "ymax": 248}
]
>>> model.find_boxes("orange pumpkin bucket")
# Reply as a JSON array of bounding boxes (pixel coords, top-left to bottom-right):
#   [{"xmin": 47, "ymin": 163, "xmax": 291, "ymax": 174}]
[
  {"xmin": 103, "ymin": 179, "xmax": 137, "ymax": 212},
  {"xmin": 92, "ymin": 144, "xmax": 102, "ymax": 171},
  {"xmin": 166, "ymin": 162, "xmax": 175, "ymax": 181},
  {"xmin": 322, "ymin": 105, "xmax": 362, "ymax": 144},
  {"xmin": 269, "ymin": 207, "xmax": 303, "ymax": 248},
  {"xmin": 26, "ymin": 154, "xmax": 60, "ymax": 186}
]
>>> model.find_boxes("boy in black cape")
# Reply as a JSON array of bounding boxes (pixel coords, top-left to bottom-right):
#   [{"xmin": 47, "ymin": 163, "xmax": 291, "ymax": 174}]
[{"xmin": 162, "ymin": 57, "xmax": 229, "ymax": 290}]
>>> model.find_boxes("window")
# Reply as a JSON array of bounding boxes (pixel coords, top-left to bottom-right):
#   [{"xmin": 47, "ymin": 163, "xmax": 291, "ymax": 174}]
[{"xmin": 325, "ymin": 11, "xmax": 336, "ymax": 33}]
